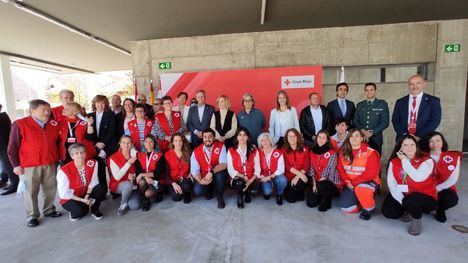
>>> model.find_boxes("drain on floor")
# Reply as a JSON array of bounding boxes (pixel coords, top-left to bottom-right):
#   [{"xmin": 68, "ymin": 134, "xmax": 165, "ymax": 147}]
[{"xmin": 452, "ymin": 225, "xmax": 468, "ymax": 233}]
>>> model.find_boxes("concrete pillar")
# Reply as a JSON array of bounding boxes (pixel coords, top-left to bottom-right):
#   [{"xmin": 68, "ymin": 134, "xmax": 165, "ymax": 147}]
[
  {"xmin": 0, "ymin": 55, "xmax": 16, "ymax": 120},
  {"xmin": 434, "ymin": 20, "xmax": 468, "ymax": 151}
]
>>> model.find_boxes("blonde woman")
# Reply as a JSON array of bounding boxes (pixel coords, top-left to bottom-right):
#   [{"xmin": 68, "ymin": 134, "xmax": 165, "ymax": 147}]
[
  {"xmin": 210, "ymin": 95, "xmax": 237, "ymax": 148},
  {"xmin": 269, "ymin": 91, "xmax": 300, "ymax": 148}
]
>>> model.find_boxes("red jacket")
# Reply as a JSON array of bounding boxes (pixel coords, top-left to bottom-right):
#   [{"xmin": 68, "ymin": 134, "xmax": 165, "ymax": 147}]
[
  {"xmin": 165, "ymin": 150, "xmax": 190, "ymax": 182},
  {"xmin": 58, "ymin": 117, "xmax": 96, "ymax": 161},
  {"xmin": 282, "ymin": 146, "xmax": 310, "ymax": 182},
  {"xmin": 434, "ymin": 151, "xmax": 462, "ymax": 192},
  {"xmin": 337, "ymin": 145, "xmax": 380, "ymax": 187},
  {"xmin": 59, "ymin": 160, "xmax": 97, "ymax": 204},
  {"xmin": 16, "ymin": 116, "xmax": 59, "ymax": 167},
  {"xmin": 193, "ymin": 141, "xmax": 224, "ymax": 178},
  {"xmin": 391, "ymin": 157, "xmax": 437, "ymax": 200},
  {"xmin": 51, "ymin": 105, "xmax": 64, "ymax": 121},
  {"xmin": 128, "ymin": 118, "xmax": 154, "ymax": 150},
  {"xmin": 155, "ymin": 111, "xmax": 182, "ymax": 152},
  {"xmin": 258, "ymin": 149, "xmax": 282, "ymax": 177},
  {"xmin": 229, "ymin": 147, "xmax": 257, "ymax": 179},
  {"xmin": 108, "ymin": 151, "xmax": 136, "ymax": 192}
]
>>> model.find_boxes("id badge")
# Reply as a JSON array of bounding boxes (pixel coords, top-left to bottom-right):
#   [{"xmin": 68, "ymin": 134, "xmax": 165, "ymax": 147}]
[
  {"xmin": 67, "ymin": 138, "xmax": 77, "ymax": 143},
  {"xmin": 397, "ymin": 184, "xmax": 409, "ymax": 193}
]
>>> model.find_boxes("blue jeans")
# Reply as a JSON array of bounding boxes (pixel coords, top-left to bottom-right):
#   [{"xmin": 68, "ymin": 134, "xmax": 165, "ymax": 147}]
[
  {"xmin": 261, "ymin": 175, "xmax": 287, "ymax": 195},
  {"xmin": 193, "ymin": 170, "xmax": 227, "ymax": 200}
]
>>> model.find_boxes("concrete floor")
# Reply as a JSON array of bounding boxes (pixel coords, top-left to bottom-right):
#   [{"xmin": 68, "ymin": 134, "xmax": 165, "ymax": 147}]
[{"xmin": 0, "ymin": 162, "xmax": 467, "ymax": 263}]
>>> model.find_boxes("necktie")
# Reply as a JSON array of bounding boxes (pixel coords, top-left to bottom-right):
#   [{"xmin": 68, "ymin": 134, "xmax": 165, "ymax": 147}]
[
  {"xmin": 339, "ymin": 100, "xmax": 346, "ymax": 117},
  {"xmin": 408, "ymin": 96, "xmax": 417, "ymax": 134}
]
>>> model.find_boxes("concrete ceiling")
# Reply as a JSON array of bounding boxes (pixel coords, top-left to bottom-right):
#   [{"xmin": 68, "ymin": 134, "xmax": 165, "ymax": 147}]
[{"xmin": 1, "ymin": 0, "xmax": 467, "ymax": 73}]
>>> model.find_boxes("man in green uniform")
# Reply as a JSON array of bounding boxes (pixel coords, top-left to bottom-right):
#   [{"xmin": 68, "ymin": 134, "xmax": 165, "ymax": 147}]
[{"xmin": 353, "ymin": 83, "xmax": 389, "ymax": 155}]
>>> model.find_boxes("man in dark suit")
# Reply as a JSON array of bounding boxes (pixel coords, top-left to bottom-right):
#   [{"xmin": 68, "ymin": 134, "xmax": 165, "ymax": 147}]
[
  {"xmin": 187, "ymin": 90, "xmax": 215, "ymax": 148},
  {"xmin": 137, "ymin": 94, "xmax": 155, "ymax": 120},
  {"xmin": 299, "ymin": 92, "xmax": 329, "ymax": 147},
  {"xmin": 392, "ymin": 75, "xmax": 441, "ymax": 142},
  {"xmin": 0, "ymin": 104, "xmax": 18, "ymax": 195},
  {"xmin": 327, "ymin": 82, "xmax": 356, "ymax": 135}
]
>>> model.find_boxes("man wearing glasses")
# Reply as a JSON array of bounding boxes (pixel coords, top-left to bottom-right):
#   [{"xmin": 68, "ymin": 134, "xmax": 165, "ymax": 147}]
[{"xmin": 237, "ymin": 93, "xmax": 266, "ymax": 146}]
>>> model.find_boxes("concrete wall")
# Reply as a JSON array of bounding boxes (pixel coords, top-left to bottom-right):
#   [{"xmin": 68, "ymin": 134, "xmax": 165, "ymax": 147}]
[{"xmin": 131, "ymin": 20, "xmax": 468, "ymax": 158}]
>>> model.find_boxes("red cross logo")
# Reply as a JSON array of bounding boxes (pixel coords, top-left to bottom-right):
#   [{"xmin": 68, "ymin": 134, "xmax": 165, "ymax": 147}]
[{"xmin": 284, "ymin": 79, "xmax": 291, "ymax": 86}]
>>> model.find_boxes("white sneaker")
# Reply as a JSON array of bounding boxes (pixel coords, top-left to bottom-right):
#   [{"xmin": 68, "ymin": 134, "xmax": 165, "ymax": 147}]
[
  {"xmin": 69, "ymin": 213, "xmax": 80, "ymax": 222},
  {"xmin": 117, "ymin": 204, "xmax": 128, "ymax": 216}
]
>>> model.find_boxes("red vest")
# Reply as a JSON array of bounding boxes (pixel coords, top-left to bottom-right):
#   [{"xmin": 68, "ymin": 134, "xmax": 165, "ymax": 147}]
[
  {"xmin": 340, "ymin": 146, "xmax": 380, "ymax": 186},
  {"xmin": 155, "ymin": 111, "xmax": 182, "ymax": 152},
  {"xmin": 391, "ymin": 157, "xmax": 437, "ymax": 200},
  {"xmin": 128, "ymin": 118, "xmax": 154, "ymax": 150},
  {"xmin": 59, "ymin": 160, "xmax": 97, "ymax": 204},
  {"xmin": 16, "ymin": 116, "xmax": 60, "ymax": 167},
  {"xmin": 310, "ymin": 149, "xmax": 336, "ymax": 181},
  {"xmin": 137, "ymin": 151, "xmax": 161, "ymax": 173},
  {"xmin": 108, "ymin": 151, "xmax": 136, "ymax": 192},
  {"xmin": 193, "ymin": 141, "xmax": 224, "ymax": 178},
  {"xmin": 58, "ymin": 118, "xmax": 96, "ymax": 160},
  {"xmin": 51, "ymin": 105, "xmax": 64, "ymax": 121},
  {"xmin": 282, "ymin": 146, "xmax": 310, "ymax": 181},
  {"xmin": 165, "ymin": 150, "xmax": 190, "ymax": 182},
  {"xmin": 434, "ymin": 151, "xmax": 461, "ymax": 192},
  {"xmin": 258, "ymin": 148, "xmax": 282, "ymax": 177},
  {"xmin": 229, "ymin": 147, "xmax": 257, "ymax": 179}
]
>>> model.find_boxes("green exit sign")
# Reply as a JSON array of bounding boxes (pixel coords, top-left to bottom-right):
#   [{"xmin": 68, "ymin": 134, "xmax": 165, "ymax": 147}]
[
  {"xmin": 159, "ymin": 62, "xmax": 171, "ymax": 70},
  {"xmin": 445, "ymin": 44, "xmax": 461, "ymax": 53}
]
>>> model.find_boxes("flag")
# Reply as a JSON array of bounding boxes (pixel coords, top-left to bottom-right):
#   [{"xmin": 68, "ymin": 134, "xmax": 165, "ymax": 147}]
[
  {"xmin": 338, "ymin": 65, "xmax": 345, "ymax": 83},
  {"xmin": 149, "ymin": 79, "xmax": 155, "ymax": 104},
  {"xmin": 157, "ymin": 79, "xmax": 163, "ymax": 99},
  {"xmin": 134, "ymin": 78, "xmax": 138, "ymax": 101}
]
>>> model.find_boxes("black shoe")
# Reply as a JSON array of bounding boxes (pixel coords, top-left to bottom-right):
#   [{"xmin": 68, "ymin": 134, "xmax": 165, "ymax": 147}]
[
  {"xmin": 142, "ymin": 199, "xmax": 151, "ymax": 211},
  {"xmin": 154, "ymin": 194, "xmax": 163, "ymax": 203},
  {"xmin": 44, "ymin": 211, "xmax": 63, "ymax": 218},
  {"xmin": 435, "ymin": 209, "xmax": 447, "ymax": 223},
  {"xmin": 1, "ymin": 188, "xmax": 16, "ymax": 195},
  {"xmin": 359, "ymin": 211, "xmax": 372, "ymax": 221},
  {"xmin": 237, "ymin": 194, "xmax": 244, "ymax": 209},
  {"xmin": 183, "ymin": 193, "xmax": 192, "ymax": 204},
  {"xmin": 27, "ymin": 218, "xmax": 39, "ymax": 227},
  {"xmin": 0, "ymin": 181, "xmax": 7, "ymax": 189},
  {"xmin": 276, "ymin": 194, "xmax": 283, "ymax": 206},
  {"xmin": 318, "ymin": 204, "xmax": 328, "ymax": 212},
  {"xmin": 205, "ymin": 191, "xmax": 214, "ymax": 200},
  {"xmin": 217, "ymin": 199, "xmax": 225, "ymax": 209},
  {"xmin": 91, "ymin": 209, "xmax": 104, "ymax": 220},
  {"xmin": 244, "ymin": 193, "xmax": 251, "ymax": 203},
  {"xmin": 263, "ymin": 194, "xmax": 271, "ymax": 200},
  {"xmin": 3, "ymin": 185, "xmax": 9, "ymax": 190}
]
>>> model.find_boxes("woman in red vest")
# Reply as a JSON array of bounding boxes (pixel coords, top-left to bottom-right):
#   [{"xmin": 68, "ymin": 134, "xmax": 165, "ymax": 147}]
[
  {"xmin": 153, "ymin": 96, "xmax": 185, "ymax": 153},
  {"xmin": 257, "ymin": 132, "xmax": 287, "ymax": 205},
  {"xmin": 337, "ymin": 129, "xmax": 380, "ymax": 220},
  {"xmin": 282, "ymin": 128, "xmax": 310, "ymax": 203},
  {"xmin": 57, "ymin": 143, "xmax": 106, "ymax": 221},
  {"xmin": 306, "ymin": 130, "xmax": 342, "ymax": 212},
  {"xmin": 424, "ymin": 131, "xmax": 460, "ymax": 223},
  {"xmin": 382, "ymin": 135, "xmax": 437, "ymax": 235},
  {"xmin": 127, "ymin": 104, "xmax": 154, "ymax": 151},
  {"xmin": 59, "ymin": 102, "xmax": 96, "ymax": 164},
  {"xmin": 227, "ymin": 127, "xmax": 260, "ymax": 208},
  {"xmin": 135, "ymin": 135, "xmax": 165, "ymax": 211},
  {"xmin": 108, "ymin": 135, "xmax": 141, "ymax": 216},
  {"xmin": 165, "ymin": 133, "xmax": 193, "ymax": 203}
]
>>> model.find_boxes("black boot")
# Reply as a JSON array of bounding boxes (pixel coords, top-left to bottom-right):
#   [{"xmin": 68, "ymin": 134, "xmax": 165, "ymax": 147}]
[
  {"xmin": 318, "ymin": 196, "xmax": 332, "ymax": 212},
  {"xmin": 154, "ymin": 193, "xmax": 163, "ymax": 203},
  {"xmin": 237, "ymin": 192, "xmax": 244, "ymax": 209},
  {"xmin": 276, "ymin": 194, "xmax": 283, "ymax": 206},
  {"xmin": 435, "ymin": 209, "xmax": 447, "ymax": 223},
  {"xmin": 244, "ymin": 192, "xmax": 251, "ymax": 203},
  {"xmin": 183, "ymin": 192, "xmax": 192, "ymax": 204},
  {"xmin": 263, "ymin": 194, "xmax": 271, "ymax": 200},
  {"xmin": 142, "ymin": 198, "xmax": 151, "ymax": 211}
]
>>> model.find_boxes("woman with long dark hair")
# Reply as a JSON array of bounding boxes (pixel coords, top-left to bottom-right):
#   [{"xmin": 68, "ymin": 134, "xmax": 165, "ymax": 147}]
[
  {"xmin": 306, "ymin": 130, "xmax": 341, "ymax": 212},
  {"xmin": 227, "ymin": 127, "xmax": 260, "ymax": 208},
  {"xmin": 165, "ymin": 133, "xmax": 193, "ymax": 203},
  {"xmin": 337, "ymin": 129, "xmax": 380, "ymax": 220},
  {"xmin": 282, "ymin": 128, "xmax": 310, "ymax": 203},
  {"xmin": 269, "ymin": 91, "xmax": 300, "ymax": 148},
  {"xmin": 382, "ymin": 134, "xmax": 437, "ymax": 235}
]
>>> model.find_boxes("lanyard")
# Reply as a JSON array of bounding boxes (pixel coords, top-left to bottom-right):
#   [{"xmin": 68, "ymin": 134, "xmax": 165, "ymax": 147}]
[
  {"xmin": 203, "ymin": 146, "xmax": 213, "ymax": 169},
  {"xmin": 68, "ymin": 121, "xmax": 79, "ymax": 138},
  {"xmin": 265, "ymin": 152, "xmax": 271, "ymax": 176},
  {"xmin": 238, "ymin": 147, "xmax": 247, "ymax": 174},
  {"xmin": 146, "ymin": 151, "xmax": 154, "ymax": 172}
]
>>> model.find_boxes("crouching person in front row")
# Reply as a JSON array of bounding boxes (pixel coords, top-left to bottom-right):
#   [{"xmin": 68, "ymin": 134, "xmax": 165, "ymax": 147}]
[{"xmin": 57, "ymin": 143, "xmax": 106, "ymax": 221}]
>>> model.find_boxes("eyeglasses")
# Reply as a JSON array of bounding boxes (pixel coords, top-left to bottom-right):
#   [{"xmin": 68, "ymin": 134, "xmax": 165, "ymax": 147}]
[
  {"xmin": 153, "ymin": 103, "xmax": 161, "ymax": 106},
  {"xmin": 244, "ymin": 99, "xmax": 253, "ymax": 102}
]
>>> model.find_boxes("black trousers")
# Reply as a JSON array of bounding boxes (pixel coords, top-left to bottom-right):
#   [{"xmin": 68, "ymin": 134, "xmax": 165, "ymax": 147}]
[
  {"xmin": 61, "ymin": 184, "xmax": 106, "ymax": 218},
  {"xmin": 232, "ymin": 178, "xmax": 259, "ymax": 196},
  {"xmin": 96, "ymin": 157, "xmax": 108, "ymax": 190},
  {"xmin": 169, "ymin": 178, "xmax": 194, "ymax": 201},
  {"xmin": 0, "ymin": 150, "xmax": 18, "ymax": 189},
  {"xmin": 382, "ymin": 192, "xmax": 437, "ymax": 220},
  {"xmin": 437, "ymin": 188, "xmax": 458, "ymax": 211},
  {"xmin": 306, "ymin": 180, "xmax": 339, "ymax": 208},
  {"xmin": 285, "ymin": 178, "xmax": 308, "ymax": 203}
]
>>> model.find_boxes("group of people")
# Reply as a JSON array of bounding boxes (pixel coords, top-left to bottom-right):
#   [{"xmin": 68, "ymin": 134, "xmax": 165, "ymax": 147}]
[{"xmin": 0, "ymin": 74, "xmax": 460, "ymax": 236}]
